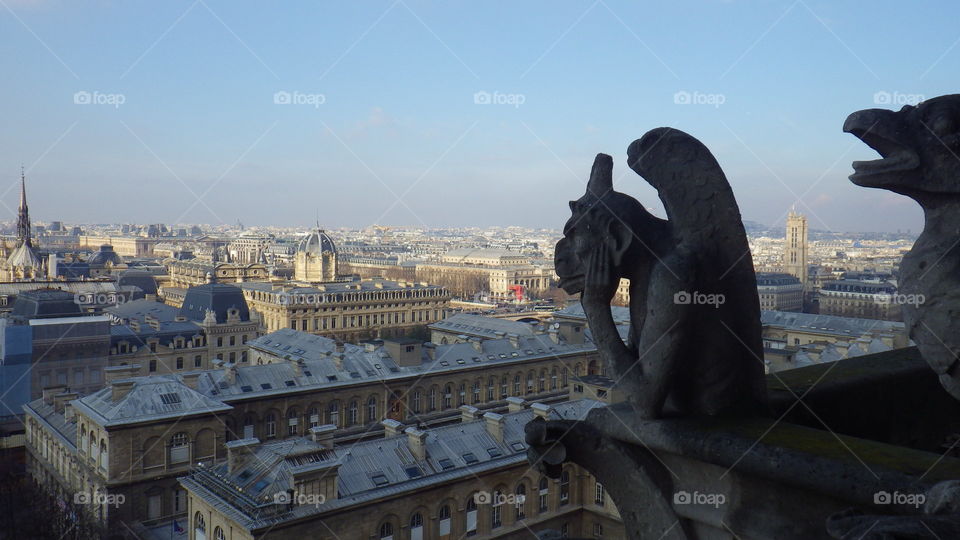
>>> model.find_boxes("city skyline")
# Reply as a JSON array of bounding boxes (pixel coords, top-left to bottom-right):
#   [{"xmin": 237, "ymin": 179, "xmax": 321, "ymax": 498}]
[{"xmin": 3, "ymin": 2, "xmax": 958, "ymax": 232}]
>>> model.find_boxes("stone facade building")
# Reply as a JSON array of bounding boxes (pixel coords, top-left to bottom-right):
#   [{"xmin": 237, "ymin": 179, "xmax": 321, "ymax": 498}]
[
  {"xmin": 818, "ymin": 279, "xmax": 902, "ymax": 321},
  {"xmin": 164, "ymin": 260, "xmax": 270, "ymax": 289},
  {"xmin": 783, "ymin": 210, "xmax": 808, "ymax": 289},
  {"xmin": 755, "ymin": 272, "xmax": 804, "ymax": 312}
]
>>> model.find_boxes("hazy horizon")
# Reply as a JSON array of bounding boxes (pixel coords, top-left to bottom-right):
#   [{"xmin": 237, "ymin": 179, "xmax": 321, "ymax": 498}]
[{"xmin": 3, "ymin": 1, "xmax": 956, "ymax": 233}]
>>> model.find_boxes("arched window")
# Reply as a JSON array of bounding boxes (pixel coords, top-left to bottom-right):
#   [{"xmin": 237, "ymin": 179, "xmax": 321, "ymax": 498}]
[
  {"xmin": 265, "ymin": 413, "xmax": 277, "ymax": 438},
  {"xmin": 501, "ymin": 375, "xmax": 508, "ymax": 398},
  {"xmin": 458, "ymin": 383, "xmax": 466, "ymax": 406},
  {"xmin": 560, "ymin": 470, "xmax": 570, "ymax": 505},
  {"xmin": 79, "ymin": 424, "xmax": 87, "ymax": 455},
  {"xmin": 526, "ymin": 372, "xmax": 535, "ymax": 394},
  {"xmin": 491, "ymin": 490, "xmax": 503, "ymax": 529},
  {"xmin": 328, "ymin": 401, "xmax": 340, "ymax": 426},
  {"xmin": 379, "ymin": 522, "xmax": 394, "ymax": 539},
  {"xmin": 538, "ymin": 370, "xmax": 546, "ymax": 392},
  {"xmin": 409, "ymin": 512, "xmax": 424, "ymax": 540},
  {"xmin": 194, "ymin": 512, "xmax": 206, "ymax": 540},
  {"xmin": 412, "ymin": 390, "xmax": 422, "ymax": 413},
  {"xmin": 367, "ymin": 396, "xmax": 378, "ymax": 422},
  {"xmin": 551, "ymin": 368, "xmax": 558, "ymax": 390},
  {"xmin": 562, "ymin": 367, "xmax": 568, "ymax": 388},
  {"xmin": 438, "ymin": 505, "xmax": 451, "ymax": 536},
  {"xmin": 442, "ymin": 385, "xmax": 452, "ymax": 409},
  {"xmin": 243, "ymin": 414, "xmax": 256, "ymax": 439},
  {"xmin": 538, "ymin": 476, "xmax": 549, "ymax": 512},
  {"xmin": 513, "ymin": 375, "xmax": 521, "ymax": 396},
  {"xmin": 472, "ymin": 380, "xmax": 481, "ymax": 403},
  {"xmin": 465, "ymin": 498, "xmax": 478, "ymax": 536},
  {"xmin": 428, "ymin": 387, "xmax": 437, "ymax": 411},
  {"xmin": 487, "ymin": 377, "xmax": 495, "ymax": 401},
  {"xmin": 214, "ymin": 526, "xmax": 225, "ymax": 540},
  {"xmin": 170, "ymin": 432, "xmax": 188, "ymax": 464},
  {"xmin": 595, "ymin": 481, "xmax": 605, "ymax": 505},
  {"xmin": 99, "ymin": 439, "xmax": 108, "ymax": 471},
  {"xmin": 349, "ymin": 400, "xmax": 359, "ymax": 426},
  {"xmin": 516, "ymin": 483, "xmax": 527, "ymax": 520},
  {"xmin": 308, "ymin": 406, "xmax": 320, "ymax": 428},
  {"xmin": 89, "ymin": 431, "xmax": 97, "ymax": 461},
  {"xmin": 287, "ymin": 408, "xmax": 299, "ymax": 436}
]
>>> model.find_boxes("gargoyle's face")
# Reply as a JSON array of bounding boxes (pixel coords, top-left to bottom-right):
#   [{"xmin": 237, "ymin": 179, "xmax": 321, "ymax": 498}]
[
  {"xmin": 554, "ymin": 207, "xmax": 591, "ymax": 294},
  {"xmin": 844, "ymin": 95, "xmax": 960, "ymax": 197}
]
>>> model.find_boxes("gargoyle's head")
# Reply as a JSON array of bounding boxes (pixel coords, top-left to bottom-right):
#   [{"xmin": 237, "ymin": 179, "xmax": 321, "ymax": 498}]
[
  {"xmin": 555, "ymin": 153, "xmax": 666, "ymax": 295},
  {"xmin": 844, "ymin": 95, "xmax": 960, "ymax": 199}
]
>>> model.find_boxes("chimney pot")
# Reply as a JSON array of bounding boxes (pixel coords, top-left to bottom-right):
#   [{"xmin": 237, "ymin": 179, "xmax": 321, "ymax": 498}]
[
  {"xmin": 483, "ymin": 412, "xmax": 505, "ymax": 442},
  {"xmin": 404, "ymin": 427, "xmax": 428, "ymax": 461},
  {"xmin": 309, "ymin": 424, "xmax": 337, "ymax": 449},
  {"xmin": 459, "ymin": 405, "xmax": 482, "ymax": 423},
  {"xmin": 506, "ymin": 396, "xmax": 527, "ymax": 413},
  {"xmin": 382, "ymin": 419, "xmax": 403, "ymax": 438}
]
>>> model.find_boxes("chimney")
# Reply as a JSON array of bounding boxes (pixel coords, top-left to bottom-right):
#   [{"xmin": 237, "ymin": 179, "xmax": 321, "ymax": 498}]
[
  {"xmin": 423, "ymin": 342, "xmax": 436, "ymax": 361},
  {"xmin": 531, "ymin": 402, "xmax": 552, "ymax": 420},
  {"xmin": 335, "ymin": 341, "xmax": 345, "ymax": 354},
  {"xmin": 53, "ymin": 392, "xmax": 79, "ymax": 414},
  {"xmin": 506, "ymin": 396, "xmax": 527, "ymax": 413},
  {"xmin": 484, "ymin": 412, "xmax": 505, "ymax": 443},
  {"xmin": 309, "ymin": 424, "xmax": 336, "ymax": 449},
  {"xmin": 41, "ymin": 385, "xmax": 67, "ymax": 405},
  {"xmin": 507, "ymin": 333, "xmax": 520, "ymax": 348},
  {"xmin": 224, "ymin": 363, "xmax": 237, "ymax": 384},
  {"xmin": 226, "ymin": 437, "xmax": 260, "ymax": 473},
  {"xmin": 404, "ymin": 427, "xmax": 428, "ymax": 461},
  {"xmin": 548, "ymin": 326, "xmax": 560, "ymax": 344},
  {"xmin": 111, "ymin": 380, "xmax": 135, "ymax": 401},
  {"xmin": 104, "ymin": 364, "xmax": 141, "ymax": 383},
  {"xmin": 181, "ymin": 372, "xmax": 201, "ymax": 390},
  {"xmin": 292, "ymin": 359, "xmax": 304, "ymax": 376},
  {"xmin": 331, "ymin": 353, "xmax": 344, "ymax": 371},
  {"xmin": 470, "ymin": 338, "xmax": 483, "ymax": 352},
  {"xmin": 557, "ymin": 321, "xmax": 585, "ymax": 344},
  {"xmin": 460, "ymin": 405, "xmax": 482, "ymax": 423},
  {"xmin": 382, "ymin": 419, "xmax": 403, "ymax": 438}
]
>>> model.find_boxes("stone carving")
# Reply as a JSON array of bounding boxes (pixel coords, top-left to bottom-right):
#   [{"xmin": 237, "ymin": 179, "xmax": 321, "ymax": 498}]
[
  {"xmin": 844, "ymin": 95, "xmax": 960, "ymax": 400},
  {"xmin": 826, "ymin": 94, "xmax": 960, "ymax": 539},
  {"xmin": 553, "ymin": 127, "xmax": 766, "ymax": 418}
]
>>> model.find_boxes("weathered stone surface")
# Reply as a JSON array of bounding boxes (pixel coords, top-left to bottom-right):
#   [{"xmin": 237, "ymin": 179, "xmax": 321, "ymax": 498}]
[{"xmin": 553, "ymin": 129, "xmax": 766, "ymax": 419}]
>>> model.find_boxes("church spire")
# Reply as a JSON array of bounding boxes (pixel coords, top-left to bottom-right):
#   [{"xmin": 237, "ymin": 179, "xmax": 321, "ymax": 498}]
[{"xmin": 16, "ymin": 166, "xmax": 31, "ymax": 246}]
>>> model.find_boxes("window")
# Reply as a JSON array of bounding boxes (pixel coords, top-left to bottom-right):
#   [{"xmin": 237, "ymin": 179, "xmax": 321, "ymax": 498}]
[
  {"xmin": 526, "ymin": 372, "xmax": 534, "ymax": 394},
  {"xmin": 465, "ymin": 498, "xmax": 478, "ymax": 536},
  {"xmin": 516, "ymin": 484, "xmax": 527, "ymax": 520},
  {"xmin": 379, "ymin": 522, "xmax": 393, "ymax": 540},
  {"xmin": 214, "ymin": 527, "xmax": 226, "ymax": 540},
  {"xmin": 309, "ymin": 407, "xmax": 320, "ymax": 428},
  {"xmin": 487, "ymin": 377, "xmax": 495, "ymax": 401},
  {"xmin": 560, "ymin": 470, "xmax": 570, "ymax": 505},
  {"xmin": 409, "ymin": 513, "xmax": 423, "ymax": 540},
  {"xmin": 149, "ymin": 359, "xmax": 157, "ymax": 373},
  {"xmin": 194, "ymin": 512, "xmax": 206, "ymax": 540},
  {"xmin": 438, "ymin": 505, "xmax": 451, "ymax": 536},
  {"xmin": 593, "ymin": 522, "xmax": 604, "ymax": 537},
  {"xmin": 266, "ymin": 413, "xmax": 277, "ymax": 438},
  {"xmin": 428, "ymin": 388, "xmax": 437, "ymax": 411},
  {"xmin": 174, "ymin": 489, "xmax": 186, "ymax": 514},
  {"xmin": 501, "ymin": 375, "xmax": 508, "ymax": 398},
  {"xmin": 287, "ymin": 409, "xmax": 299, "ymax": 436},
  {"xmin": 349, "ymin": 400, "xmax": 359, "ymax": 426},
  {"xmin": 443, "ymin": 385, "xmax": 452, "ymax": 409},
  {"xmin": 176, "ymin": 357, "xmax": 184, "ymax": 370},
  {"xmin": 194, "ymin": 355, "xmax": 202, "ymax": 368},
  {"xmin": 243, "ymin": 415, "xmax": 255, "ymax": 439},
  {"xmin": 328, "ymin": 401, "xmax": 340, "ymax": 426},
  {"xmin": 513, "ymin": 375, "xmax": 521, "ymax": 396},
  {"xmin": 217, "ymin": 337, "xmax": 223, "ymax": 347},
  {"xmin": 229, "ymin": 336, "xmax": 235, "ymax": 346},
  {"xmin": 491, "ymin": 490, "xmax": 503, "ymax": 529},
  {"xmin": 539, "ymin": 370, "xmax": 546, "ymax": 392},
  {"xmin": 472, "ymin": 381, "xmax": 481, "ymax": 403},
  {"xmin": 412, "ymin": 391, "xmax": 422, "ymax": 413},
  {"xmin": 551, "ymin": 368, "xmax": 558, "ymax": 390},
  {"xmin": 538, "ymin": 476, "xmax": 549, "ymax": 512},
  {"xmin": 170, "ymin": 433, "xmax": 188, "ymax": 464},
  {"xmin": 595, "ymin": 481, "xmax": 605, "ymax": 505},
  {"xmin": 367, "ymin": 396, "xmax": 377, "ymax": 422}
]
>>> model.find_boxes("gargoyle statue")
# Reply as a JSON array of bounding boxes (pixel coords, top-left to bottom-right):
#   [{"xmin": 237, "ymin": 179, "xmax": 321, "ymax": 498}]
[
  {"xmin": 826, "ymin": 94, "xmax": 960, "ymax": 539},
  {"xmin": 554, "ymin": 127, "xmax": 766, "ymax": 418}
]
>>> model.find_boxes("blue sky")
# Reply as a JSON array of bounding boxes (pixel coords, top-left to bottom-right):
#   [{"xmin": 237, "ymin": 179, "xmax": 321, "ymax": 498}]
[{"xmin": 1, "ymin": 0, "xmax": 957, "ymax": 233}]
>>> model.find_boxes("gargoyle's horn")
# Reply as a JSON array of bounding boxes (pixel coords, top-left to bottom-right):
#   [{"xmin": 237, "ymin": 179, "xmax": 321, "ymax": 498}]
[{"xmin": 585, "ymin": 153, "xmax": 614, "ymax": 199}]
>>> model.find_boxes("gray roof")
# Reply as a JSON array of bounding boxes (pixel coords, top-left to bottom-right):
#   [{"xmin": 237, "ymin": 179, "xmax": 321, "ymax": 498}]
[
  {"xmin": 179, "ymin": 283, "xmax": 250, "ymax": 323},
  {"xmin": 181, "ymin": 399, "xmax": 603, "ymax": 530},
  {"xmin": 105, "ymin": 299, "xmax": 180, "ymax": 323},
  {"xmin": 553, "ymin": 302, "xmax": 631, "ymax": 325},
  {"xmin": 23, "ymin": 398, "xmax": 77, "ymax": 449},
  {"xmin": 429, "ymin": 313, "xmax": 537, "ymax": 339},
  {"xmin": 11, "ymin": 288, "xmax": 83, "ymax": 319},
  {"xmin": 73, "ymin": 376, "xmax": 232, "ymax": 427},
  {"xmin": 760, "ymin": 310, "xmax": 904, "ymax": 337}
]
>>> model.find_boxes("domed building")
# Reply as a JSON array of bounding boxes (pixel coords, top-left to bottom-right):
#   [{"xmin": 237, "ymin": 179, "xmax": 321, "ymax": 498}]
[{"xmin": 294, "ymin": 228, "xmax": 337, "ymax": 282}]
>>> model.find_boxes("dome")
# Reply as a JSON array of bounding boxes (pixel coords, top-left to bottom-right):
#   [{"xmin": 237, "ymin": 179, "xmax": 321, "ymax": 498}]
[
  {"xmin": 297, "ymin": 229, "xmax": 337, "ymax": 256},
  {"xmin": 88, "ymin": 244, "xmax": 122, "ymax": 266}
]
